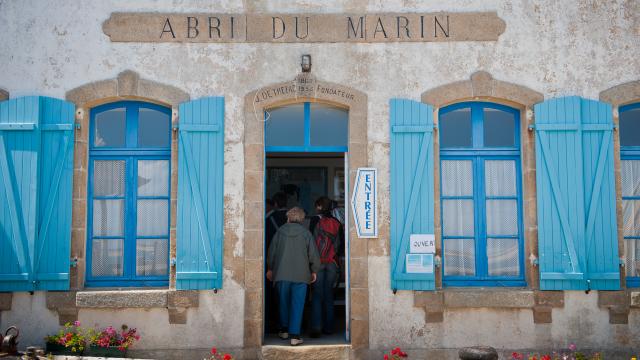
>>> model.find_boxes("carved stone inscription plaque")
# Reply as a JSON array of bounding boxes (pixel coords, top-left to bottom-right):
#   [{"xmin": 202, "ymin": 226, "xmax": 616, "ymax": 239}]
[{"xmin": 103, "ymin": 12, "xmax": 506, "ymax": 43}]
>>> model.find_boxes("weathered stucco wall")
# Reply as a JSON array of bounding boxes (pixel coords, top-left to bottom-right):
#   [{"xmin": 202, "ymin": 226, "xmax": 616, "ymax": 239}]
[{"xmin": 0, "ymin": 0, "xmax": 639, "ymax": 356}]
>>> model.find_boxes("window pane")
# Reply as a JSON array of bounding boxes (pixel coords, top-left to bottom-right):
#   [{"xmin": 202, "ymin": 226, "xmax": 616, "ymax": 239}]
[
  {"xmin": 440, "ymin": 107, "xmax": 472, "ymax": 147},
  {"xmin": 265, "ymin": 104, "xmax": 305, "ymax": 147},
  {"xmin": 444, "ymin": 238, "xmax": 475, "ymax": 276},
  {"xmin": 94, "ymin": 107, "xmax": 126, "ymax": 147},
  {"xmin": 441, "ymin": 160, "xmax": 473, "ymax": 196},
  {"xmin": 91, "ymin": 239, "xmax": 123, "ymax": 276},
  {"xmin": 487, "ymin": 238, "xmax": 519, "ymax": 276},
  {"xmin": 93, "ymin": 160, "xmax": 125, "ymax": 197},
  {"xmin": 620, "ymin": 107, "xmax": 640, "ymax": 147},
  {"xmin": 622, "ymin": 160, "xmax": 640, "ymax": 197},
  {"xmin": 483, "ymin": 108, "xmax": 516, "ymax": 147},
  {"xmin": 309, "ymin": 103, "xmax": 348, "ymax": 147},
  {"xmin": 625, "ymin": 239, "xmax": 640, "ymax": 277},
  {"xmin": 93, "ymin": 199, "xmax": 124, "ymax": 237},
  {"xmin": 138, "ymin": 107, "xmax": 170, "ymax": 147},
  {"xmin": 136, "ymin": 239, "xmax": 168, "ymax": 276},
  {"xmin": 486, "ymin": 200, "xmax": 519, "ymax": 236},
  {"xmin": 485, "ymin": 160, "xmax": 517, "ymax": 196},
  {"xmin": 137, "ymin": 200, "xmax": 169, "ymax": 236},
  {"xmin": 138, "ymin": 160, "xmax": 169, "ymax": 196},
  {"xmin": 442, "ymin": 199, "xmax": 474, "ymax": 236},
  {"xmin": 623, "ymin": 200, "xmax": 640, "ymax": 237}
]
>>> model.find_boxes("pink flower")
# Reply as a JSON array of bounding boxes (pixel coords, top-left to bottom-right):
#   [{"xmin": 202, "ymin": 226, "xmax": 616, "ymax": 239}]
[
  {"xmin": 568, "ymin": 344, "xmax": 576, "ymax": 351},
  {"xmin": 73, "ymin": 321, "xmax": 81, "ymax": 327}
]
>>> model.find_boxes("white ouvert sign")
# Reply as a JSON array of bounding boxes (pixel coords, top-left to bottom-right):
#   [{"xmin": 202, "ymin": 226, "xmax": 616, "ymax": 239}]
[
  {"xmin": 410, "ymin": 234, "xmax": 435, "ymax": 254},
  {"xmin": 351, "ymin": 168, "xmax": 377, "ymax": 238}
]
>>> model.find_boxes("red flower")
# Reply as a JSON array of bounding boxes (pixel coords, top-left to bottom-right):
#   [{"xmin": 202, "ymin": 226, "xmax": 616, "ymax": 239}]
[
  {"xmin": 211, "ymin": 347, "xmax": 217, "ymax": 354},
  {"xmin": 223, "ymin": 354, "xmax": 232, "ymax": 360},
  {"xmin": 384, "ymin": 355, "xmax": 389, "ymax": 360}
]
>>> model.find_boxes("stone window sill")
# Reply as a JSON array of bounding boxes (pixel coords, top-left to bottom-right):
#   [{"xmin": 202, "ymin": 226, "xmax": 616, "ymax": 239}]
[{"xmin": 76, "ymin": 289, "xmax": 198, "ymax": 309}]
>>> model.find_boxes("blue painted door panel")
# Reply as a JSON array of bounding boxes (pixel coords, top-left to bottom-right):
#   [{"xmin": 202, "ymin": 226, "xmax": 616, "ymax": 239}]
[
  {"xmin": 177, "ymin": 97, "xmax": 224, "ymax": 290},
  {"xmin": 0, "ymin": 96, "xmax": 74, "ymax": 291},
  {"xmin": 390, "ymin": 98, "xmax": 435, "ymax": 291},
  {"xmin": 534, "ymin": 96, "xmax": 619, "ymax": 290}
]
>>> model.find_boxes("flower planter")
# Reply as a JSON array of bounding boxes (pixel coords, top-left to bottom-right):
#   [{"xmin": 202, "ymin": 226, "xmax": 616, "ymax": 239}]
[
  {"xmin": 45, "ymin": 342, "xmax": 83, "ymax": 356},
  {"xmin": 86, "ymin": 345, "xmax": 127, "ymax": 358}
]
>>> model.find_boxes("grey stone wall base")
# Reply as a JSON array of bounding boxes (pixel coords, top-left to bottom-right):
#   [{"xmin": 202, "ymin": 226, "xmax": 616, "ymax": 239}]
[
  {"xmin": 46, "ymin": 290, "xmax": 199, "ymax": 325},
  {"xmin": 46, "ymin": 291, "xmax": 78, "ymax": 325},
  {"xmin": 261, "ymin": 344, "xmax": 350, "ymax": 360},
  {"xmin": 76, "ymin": 289, "xmax": 169, "ymax": 308},
  {"xmin": 0, "ymin": 293, "xmax": 12, "ymax": 310},
  {"xmin": 413, "ymin": 290, "xmax": 564, "ymax": 323},
  {"xmin": 127, "ymin": 348, "xmax": 250, "ymax": 360},
  {"xmin": 598, "ymin": 290, "xmax": 630, "ymax": 324}
]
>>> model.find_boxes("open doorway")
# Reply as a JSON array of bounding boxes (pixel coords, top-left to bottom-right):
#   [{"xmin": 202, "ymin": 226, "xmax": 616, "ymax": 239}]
[
  {"xmin": 264, "ymin": 153, "xmax": 349, "ymax": 345},
  {"xmin": 263, "ymin": 101, "xmax": 350, "ymax": 345}
]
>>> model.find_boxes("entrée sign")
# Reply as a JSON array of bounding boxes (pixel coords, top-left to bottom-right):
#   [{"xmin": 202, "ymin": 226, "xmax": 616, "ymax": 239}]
[{"xmin": 103, "ymin": 12, "xmax": 506, "ymax": 43}]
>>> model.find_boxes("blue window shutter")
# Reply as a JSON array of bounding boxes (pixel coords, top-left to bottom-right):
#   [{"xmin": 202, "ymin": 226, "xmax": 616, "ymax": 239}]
[
  {"xmin": 390, "ymin": 98, "xmax": 435, "ymax": 291},
  {"xmin": 177, "ymin": 97, "xmax": 224, "ymax": 290},
  {"xmin": 0, "ymin": 96, "xmax": 74, "ymax": 291},
  {"xmin": 534, "ymin": 96, "xmax": 619, "ymax": 290}
]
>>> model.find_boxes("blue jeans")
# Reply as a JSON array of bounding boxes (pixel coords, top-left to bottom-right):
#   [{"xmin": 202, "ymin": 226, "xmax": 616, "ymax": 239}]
[
  {"xmin": 311, "ymin": 263, "xmax": 338, "ymax": 333},
  {"xmin": 276, "ymin": 281, "xmax": 308, "ymax": 336}
]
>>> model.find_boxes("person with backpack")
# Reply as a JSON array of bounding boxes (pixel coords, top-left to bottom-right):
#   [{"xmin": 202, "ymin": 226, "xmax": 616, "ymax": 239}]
[{"xmin": 309, "ymin": 196, "xmax": 343, "ymax": 337}]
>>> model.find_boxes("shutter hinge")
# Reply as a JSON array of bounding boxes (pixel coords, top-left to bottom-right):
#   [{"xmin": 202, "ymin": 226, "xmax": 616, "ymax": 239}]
[
  {"xmin": 434, "ymin": 255, "xmax": 441, "ymax": 268},
  {"xmin": 74, "ymin": 123, "xmax": 81, "ymax": 130},
  {"xmin": 170, "ymin": 257, "xmax": 177, "ymax": 267},
  {"xmin": 433, "ymin": 124, "xmax": 438, "ymax": 131},
  {"xmin": 613, "ymin": 124, "xmax": 618, "ymax": 130},
  {"xmin": 619, "ymin": 258, "xmax": 625, "ymax": 267},
  {"xmin": 529, "ymin": 253, "xmax": 539, "ymax": 266},
  {"xmin": 528, "ymin": 124, "xmax": 535, "ymax": 131},
  {"xmin": 172, "ymin": 123, "xmax": 179, "ymax": 132},
  {"xmin": 70, "ymin": 256, "xmax": 78, "ymax": 268}
]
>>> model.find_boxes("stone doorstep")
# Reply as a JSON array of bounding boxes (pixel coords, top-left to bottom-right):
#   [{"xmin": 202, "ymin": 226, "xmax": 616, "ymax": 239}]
[{"xmin": 261, "ymin": 344, "xmax": 351, "ymax": 360}]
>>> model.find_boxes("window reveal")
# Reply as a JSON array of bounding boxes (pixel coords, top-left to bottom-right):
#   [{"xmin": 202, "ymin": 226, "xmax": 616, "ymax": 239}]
[
  {"xmin": 87, "ymin": 101, "xmax": 171, "ymax": 287},
  {"xmin": 621, "ymin": 103, "xmax": 640, "ymax": 287}
]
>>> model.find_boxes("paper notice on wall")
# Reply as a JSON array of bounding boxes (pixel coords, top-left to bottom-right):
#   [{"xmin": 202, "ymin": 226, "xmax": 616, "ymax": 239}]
[{"xmin": 406, "ymin": 254, "xmax": 434, "ymax": 274}]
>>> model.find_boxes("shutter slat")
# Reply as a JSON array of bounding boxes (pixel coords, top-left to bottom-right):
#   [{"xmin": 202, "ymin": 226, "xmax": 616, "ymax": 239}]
[
  {"xmin": 390, "ymin": 99, "xmax": 435, "ymax": 291},
  {"xmin": 177, "ymin": 97, "xmax": 224, "ymax": 290},
  {"xmin": 34, "ymin": 96, "xmax": 74, "ymax": 290}
]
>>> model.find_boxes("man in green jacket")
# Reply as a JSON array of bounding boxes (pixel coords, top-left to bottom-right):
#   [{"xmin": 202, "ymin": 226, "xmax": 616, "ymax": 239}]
[{"xmin": 267, "ymin": 207, "xmax": 320, "ymax": 346}]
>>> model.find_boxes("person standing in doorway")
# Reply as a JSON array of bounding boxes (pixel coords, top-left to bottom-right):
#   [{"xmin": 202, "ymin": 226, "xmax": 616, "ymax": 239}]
[
  {"xmin": 309, "ymin": 197, "xmax": 343, "ymax": 338},
  {"xmin": 265, "ymin": 192, "xmax": 288, "ymax": 333},
  {"xmin": 267, "ymin": 207, "xmax": 320, "ymax": 346}
]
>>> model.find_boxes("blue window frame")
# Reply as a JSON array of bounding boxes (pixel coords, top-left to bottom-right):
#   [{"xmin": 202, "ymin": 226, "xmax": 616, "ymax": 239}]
[
  {"xmin": 439, "ymin": 102, "xmax": 525, "ymax": 287},
  {"xmin": 265, "ymin": 102, "xmax": 348, "ymax": 153},
  {"xmin": 87, "ymin": 101, "xmax": 171, "ymax": 287},
  {"xmin": 620, "ymin": 102, "xmax": 640, "ymax": 288}
]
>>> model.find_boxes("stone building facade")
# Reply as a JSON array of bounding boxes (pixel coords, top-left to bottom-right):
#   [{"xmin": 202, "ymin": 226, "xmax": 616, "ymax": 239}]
[{"xmin": 0, "ymin": 1, "xmax": 639, "ymax": 359}]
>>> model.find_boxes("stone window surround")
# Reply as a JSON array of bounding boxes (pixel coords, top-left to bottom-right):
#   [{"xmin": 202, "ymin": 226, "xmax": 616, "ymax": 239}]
[
  {"xmin": 242, "ymin": 77, "xmax": 369, "ymax": 353},
  {"xmin": 597, "ymin": 79, "xmax": 640, "ymax": 324},
  {"xmin": 46, "ymin": 70, "xmax": 191, "ymax": 324},
  {"xmin": 417, "ymin": 71, "xmax": 555, "ymax": 322}
]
